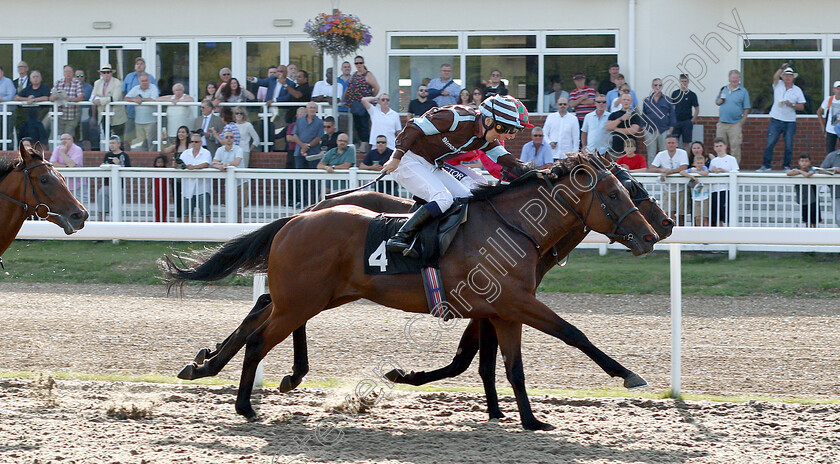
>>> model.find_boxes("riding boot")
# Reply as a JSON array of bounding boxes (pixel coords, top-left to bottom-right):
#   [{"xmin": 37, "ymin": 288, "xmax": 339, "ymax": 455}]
[{"xmin": 386, "ymin": 205, "xmax": 435, "ymax": 258}]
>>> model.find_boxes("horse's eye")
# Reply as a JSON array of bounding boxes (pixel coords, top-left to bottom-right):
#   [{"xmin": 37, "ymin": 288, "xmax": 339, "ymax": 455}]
[
  {"xmin": 40, "ymin": 176, "xmax": 49, "ymax": 184},
  {"xmin": 609, "ymin": 192, "xmax": 618, "ymax": 199}
]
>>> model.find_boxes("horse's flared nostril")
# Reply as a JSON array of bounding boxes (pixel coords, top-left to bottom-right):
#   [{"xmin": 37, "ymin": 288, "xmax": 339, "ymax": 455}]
[
  {"xmin": 644, "ymin": 233, "xmax": 656, "ymax": 243},
  {"xmin": 662, "ymin": 218, "xmax": 674, "ymax": 228}
]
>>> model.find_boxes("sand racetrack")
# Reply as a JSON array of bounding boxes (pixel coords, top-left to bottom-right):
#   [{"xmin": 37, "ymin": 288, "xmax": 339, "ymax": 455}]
[{"xmin": 1, "ymin": 282, "xmax": 839, "ymax": 463}]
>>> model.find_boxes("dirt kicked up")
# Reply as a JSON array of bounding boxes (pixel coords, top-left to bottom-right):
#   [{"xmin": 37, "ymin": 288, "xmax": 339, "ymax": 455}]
[{"xmin": 1, "ymin": 283, "xmax": 839, "ymax": 463}]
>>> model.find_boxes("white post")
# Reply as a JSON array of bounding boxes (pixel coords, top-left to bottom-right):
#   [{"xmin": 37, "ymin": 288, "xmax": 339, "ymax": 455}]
[
  {"xmin": 109, "ymin": 164, "xmax": 121, "ymax": 222},
  {"xmin": 253, "ymin": 273, "xmax": 267, "ymax": 387},
  {"xmin": 728, "ymin": 171, "xmax": 738, "ymax": 260},
  {"xmin": 225, "ymin": 167, "xmax": 237, "ymax": 223},
  {"xmin": 598, "ymin": 243, "xmax": 608, "ymax": 256},
  {"xmin": 669, "ymin": 242, "xmax": 682, "ymax": 397},
  {"xmin": 0, "ymin": 103, "xmax": 8, "ymax": 150}
]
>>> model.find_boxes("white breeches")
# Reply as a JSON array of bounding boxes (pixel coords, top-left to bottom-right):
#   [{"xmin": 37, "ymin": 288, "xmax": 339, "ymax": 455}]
[{"xmin": 390, "ymin": 151, "xmax": 472, "ymax": 212}]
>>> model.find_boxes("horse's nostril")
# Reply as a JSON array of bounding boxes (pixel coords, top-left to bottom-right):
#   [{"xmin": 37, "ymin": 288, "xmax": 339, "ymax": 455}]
[
  {"xmin": 644, "ymin": 234, "xmax": 656, "ymax": 243},
  {"xmin": 663, "ymin": 219, "xmax": 674, "ymax": 228}
]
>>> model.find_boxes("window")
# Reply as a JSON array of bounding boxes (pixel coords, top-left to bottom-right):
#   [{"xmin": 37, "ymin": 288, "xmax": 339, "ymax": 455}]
[
  {"xmin": 22, "ymin": 43, "xmax": 54, "ymax": 84},
  {"xmin": 107, "ymin": 49, "xmax": 143, "ymax": 83},
  {"xmin": 198, "ymin": 41, "xmax": 231, "ymax": 94},
  {"xmin": 157, "ymin": 43, "xmax": 189, "ymax": 96},
  {"xmin": 746, "ymin": 38, "xmax": 821, "ymax": 52},
  {"xmin": 0, "ymin": 44, "xmax": 11, "ymax": 78},
  {"xmin": 246, "ymin": 42, "xmax": 282, "ymax": 81},
  {"xmin": 742, "ymin": 59, "xmax": 823, "ymax": 114},
  {"xmin": 289, "ymin": 41, "xmax": 322, "ymax": 84},
  {"xmin": 388, "ymin": 31, "xmax": 618, "ymax": 113}
]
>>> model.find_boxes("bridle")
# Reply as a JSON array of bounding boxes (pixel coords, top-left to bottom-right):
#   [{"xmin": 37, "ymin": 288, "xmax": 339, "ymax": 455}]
[
  {"xmin": 610, "ymin": 164, "xmax": 662, "ymax": 225},
  {"xmin": 0, "ymin": 158, "xmax": 61, "ymax": 220}
]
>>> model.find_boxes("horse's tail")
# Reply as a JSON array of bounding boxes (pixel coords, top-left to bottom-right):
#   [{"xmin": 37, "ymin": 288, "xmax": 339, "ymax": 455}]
[{"xmin": 160, "ymin": 215, "xmax": 294, "ymax": 293}]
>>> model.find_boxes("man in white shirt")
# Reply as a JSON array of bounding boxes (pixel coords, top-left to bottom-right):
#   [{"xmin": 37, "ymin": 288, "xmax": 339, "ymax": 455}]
[
  {"xmin": 649, "ymin": 134, "xmax": 689, "ymax": 224},
  {"xmin": 708, "ymin": 137, "xmax": 740, "ymax": 226},
  {"xmin": 311, "ymin": 67, "xmax": 345, "ymax": 105},
  {"xmin": 180, "ymin": 132, "xmax": 213, "ymax": 223},
  {"xmin": 581, "ymin": 94, "xmax": 611, "ymax": 155},
  {"xmin": 361, "ymin": 94, "xmax": 402, "ymax": 149},
  {"xmin": 759, "ymin": 63, "xmax": 806, "ymax": 172},
  {"xmin": 543, "ymin": 97, "xmax": 580, "ymax": 160},
  {"xmin": 211, "ymin": 129, "xmax": 244, "ymax": 171},
  {"xmin": 816, "ymin": 80, "xmax": 840, "ymax": 155}
]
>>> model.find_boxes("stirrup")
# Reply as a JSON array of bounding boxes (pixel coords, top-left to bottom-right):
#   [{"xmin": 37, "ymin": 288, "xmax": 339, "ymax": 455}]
[{"xmin": 401, "ymin": 235, "xmax": 420, "ymax": 258}]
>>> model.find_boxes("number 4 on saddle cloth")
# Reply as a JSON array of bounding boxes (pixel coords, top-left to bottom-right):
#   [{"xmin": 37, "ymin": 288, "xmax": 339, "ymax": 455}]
[{"xmin": 364, "ymin": 201, "xmax": 468, "ymax": 318}]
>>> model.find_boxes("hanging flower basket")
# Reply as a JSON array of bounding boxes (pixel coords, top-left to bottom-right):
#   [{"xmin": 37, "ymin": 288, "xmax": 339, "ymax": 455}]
[{"xmin": 304, "ymin": 11, "xmax": 372, "ymax": 57}]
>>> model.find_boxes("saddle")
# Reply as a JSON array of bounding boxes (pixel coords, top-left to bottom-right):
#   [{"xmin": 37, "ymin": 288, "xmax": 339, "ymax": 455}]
[{"xmin": 363, "ymin": 200, "xmax": 468, "ymax": 276}]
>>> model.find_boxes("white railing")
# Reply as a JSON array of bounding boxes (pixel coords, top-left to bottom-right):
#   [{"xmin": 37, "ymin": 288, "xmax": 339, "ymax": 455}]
[{"xmin": 0, "ymin": 100, "xmax": 335, "ymax": 153}]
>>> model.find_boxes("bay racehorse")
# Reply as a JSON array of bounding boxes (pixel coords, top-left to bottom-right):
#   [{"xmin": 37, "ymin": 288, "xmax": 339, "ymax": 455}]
[
  {"xmin": 164, "ymin": 154, "xmax": 659, "ymax": 430},
  {"xmin": 0, "ymin": 142, "xmax": 87, "ymax": 261}
]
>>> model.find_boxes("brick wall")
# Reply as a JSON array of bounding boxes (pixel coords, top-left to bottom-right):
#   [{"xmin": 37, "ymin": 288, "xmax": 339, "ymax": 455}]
[{"xmin": 6, "ymin": 116, "xmax": 830, "ymax": 170}]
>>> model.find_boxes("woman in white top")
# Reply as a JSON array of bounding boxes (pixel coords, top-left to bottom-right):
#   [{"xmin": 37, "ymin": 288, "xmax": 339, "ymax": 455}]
[
  {"xmin": 233, "ymin": 106, "xmax": 260, "ymax": 167},
  {"xmin": 159, "ymin": 83, "xmax": 195, "ymax": 137}
]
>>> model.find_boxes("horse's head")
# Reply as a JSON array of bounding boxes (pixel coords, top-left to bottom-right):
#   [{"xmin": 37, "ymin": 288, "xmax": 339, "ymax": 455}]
[
  {"xmin": 554, "ymin": 153, "xmax": 658, "ymax": 256},
  {"xmin": 597, "ymin": 153, "xmax": 674, "ymax": 240},
  {"xmin": 17, "ymin": 141, "xmax": 88, "ymax": 234}
]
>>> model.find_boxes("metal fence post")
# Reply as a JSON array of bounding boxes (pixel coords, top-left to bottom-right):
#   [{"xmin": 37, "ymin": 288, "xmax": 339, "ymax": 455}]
[
  {"xmin": 226, "ymin": 167, "xmax": 237, "ymax": 223},
  {"xmin": 670, "ymin": 242, "xmax": 682, "ymax": 398}
]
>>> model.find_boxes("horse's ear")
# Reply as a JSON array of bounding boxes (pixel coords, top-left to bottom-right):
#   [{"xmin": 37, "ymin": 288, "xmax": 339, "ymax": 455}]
[
  {"xmin": 33, "ymin": 141, "xmax": 44, "ymax": 156},
  {"xmin": 17, "ymin": 140, "xmax": 30, "ymax": 163}
]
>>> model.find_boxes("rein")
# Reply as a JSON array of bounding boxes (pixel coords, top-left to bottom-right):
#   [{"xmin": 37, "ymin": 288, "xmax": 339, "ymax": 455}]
[{"xmin": 0, "ymin": 161, "xmax": 60, "ymax": 220}]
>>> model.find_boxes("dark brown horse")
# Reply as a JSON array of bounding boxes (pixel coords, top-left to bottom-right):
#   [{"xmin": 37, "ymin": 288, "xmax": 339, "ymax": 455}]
[
  {"xmin": 0, "ymin": 142, "xmax": 88, "ymax": 259},
  {"xmin": 164, "ymin": 154, "xmax": 659, "ymax": 430}
]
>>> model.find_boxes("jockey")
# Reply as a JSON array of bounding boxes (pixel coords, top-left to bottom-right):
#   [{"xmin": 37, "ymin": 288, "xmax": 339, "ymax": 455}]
[
  {"xmin": 443, "ymin": 144, "xmax": 505, "ymax": 189},
  {"xmin": 382, "ymin": 95, "xmax": 533, "ymax": 257}
]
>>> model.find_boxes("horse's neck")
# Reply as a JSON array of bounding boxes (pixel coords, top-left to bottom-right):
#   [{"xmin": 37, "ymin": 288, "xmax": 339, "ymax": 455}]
[
  {"xmin": 535, "ymin": 226, "xmax": 589, "ymax": 281},
  {"xmin": 0, "ymin": 173, "xmax": 28, "ymax": 257}
]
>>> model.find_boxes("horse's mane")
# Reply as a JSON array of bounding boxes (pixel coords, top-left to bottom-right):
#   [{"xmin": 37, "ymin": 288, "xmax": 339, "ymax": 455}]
[
  {"xmin": 0, "ymin": 149, "xmax": 43, "ymax": 180},
  {"xmin": 469, "ymin": 156, "xmax": 583, "ymax": 201}
]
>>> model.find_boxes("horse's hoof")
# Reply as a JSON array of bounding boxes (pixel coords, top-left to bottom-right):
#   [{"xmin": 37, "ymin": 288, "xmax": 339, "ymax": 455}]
[
  {"xmin": 278, "ymin": 375, "xmax": 301, "ymax": 393},
  {"xmin": 487, "ymin": 408, "xmax": 505, "ymax": 420},
  {"xmin": 383, "ymin": 368, "xmax": 407, "ymax": 383},
  {"xmin": 193, "ymin": 348, "xmax": 210, "ymax": 365},
  {"xmin": 177, "ymin": 363, "xmax": 197, "ymax": 380},
  {"xmin": 522, "ymin": 419, "xmax": 555, "ymax": 431},
  {"xmin": 236, "ymin": 404, "xmax": 258, "ymax": 421},
  {"xmin": 624, "ymin": 373, "xmax": 648, "ymax": 389}
]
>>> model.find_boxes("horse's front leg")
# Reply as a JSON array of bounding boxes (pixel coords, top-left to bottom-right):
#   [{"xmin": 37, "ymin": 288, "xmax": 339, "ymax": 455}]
[{"xmin": 489, "ymin": 318, "xmax": 554, "ymax": 431}]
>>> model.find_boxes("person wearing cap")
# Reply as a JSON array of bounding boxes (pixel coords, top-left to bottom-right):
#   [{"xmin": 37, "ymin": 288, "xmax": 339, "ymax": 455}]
[
  {"xmin": 759, "ymin": 63, "xmax": 806, "ymax": 172},
  {"xmin": 91, "ymin": 64, "xmax": 127, "ymax": 140},
  {"xmin": 715, "ymin": 69, "xmax": 751, "ymax": 162},
  {"xmin": 569, "ymin": 72, "xmax": 596, "ymax": 128},
  {"xmin": 597, "ymin": 63, "xmax": 621, "ymax": 96},
  {"xmin": 816, "ymin": 80, "xmax": 840, "ymax": 154},
  {"xmin": 381, "ymin": 95, "xmax": 531, "ymax": 257}
]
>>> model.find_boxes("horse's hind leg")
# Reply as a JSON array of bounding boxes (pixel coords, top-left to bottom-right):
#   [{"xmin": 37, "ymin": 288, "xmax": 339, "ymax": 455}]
[
  {"xmin": 384, "ymin": 319, "xmax": 480, "ymax": 386},
  {"xmin": 195, "ymin": 293, "xmax": 273, "ymax": 363},
  {"xmin": 477, "ymin": 319, "xmax": 503, "ymax": 420},
  {"xmin": 489, "ymin": 318, "xmax": 554, "ymax": 431},
  {"xmin": 514, "ymin": 298, "xmax": 646, "ymax": 388},
  {"xmin": 278, "ymin": 323, "xmax": 309, "ymax": 393},
  {"xmin": 178, "ymin": 296, "xmax": 273, "ymax": 380}
]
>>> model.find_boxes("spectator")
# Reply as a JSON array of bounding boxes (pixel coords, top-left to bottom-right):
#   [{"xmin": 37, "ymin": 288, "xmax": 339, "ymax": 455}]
[
  {"xmin": 286, "ymin": 63, "xmax": 299, "ymax": 83},
  {"xmin": 362, "ymin": 94, "xmax": 401, "ymax": 150},
  {"xmin": 428, "ymin": 64, "xmax": 461, "ymax": 106},
  {"xmin": 597, "ymin": 63, "xmax": 621, "ymax": 96},
  {"xmin": 457, "ymin": 88, "xmax": 471, "ymax": 106},
  {"xmin": 709, "ymin": 137, "xmax": 739, "ymax": 226},
  {"xmin": 543, "ymin": 97, "xmax": 579, "ymax": 160},
  {"xmin": 581, "ymin": 94, "xmax": 611, "ymax": 155},
  {"xmin": 344, "ymin": 56, "xmax": 380, "ymax": 153},
  {"xmin": 759, "ymin": 63, "xmax": 805, "ymax": 172},
  {"xmin": 519, "ymin": 127, "xmax": 553, "ymax": 169},
  {"xmin": 14, "ymin": 70, "xmax": 50, "ymax": 145},
  {"xmin": 337, "ymin": 61, "xmax": 352, "ymax": 112},
  {"xmin": 543, "ymin": 75, "xmax": 570, "ymax": 113},
  {"xmin": 287, "ymin": 70, "xmax": 313, "ymax": 123},
  {"xmin": 289, "ymin": 101, "xmax": 324, "ymax": 169},
  {"xmin": 152, "ymin": 154, "xmax": 170, "ymax": 222},
  {"xmin": 159, "ymin": 82, "xmax": 195, "ymax": 141},
  {"xmin": 359, "ymin": 134, "xmax": 392, "ymax": 171},
  {"xmin": 786, "ymin": 153, "xmax": 820, "ymax": 227},
  {"xmin": 211, "ymin": 129, "xmax": 244, "ymax": 172},
  {"xmin": 819, "ymin": 148, "xmax": 840, "ymax": 226},
  {"xmin": 0, "ymin": 66, "xmax": 16, "ymax": 107},
  {"xmin": 122, "ymin": 57, "xmax": 157, "ymax": 145},
  {"xmin": 250, "ymin": 65, "xmax": 300, "ymax": 125},
  {"xmin": 605, "ymin": 93, "xmax": 643, "ymax": 157},
  {"xmin": 689, "ymin": 140, "xmax": 711, "ymax": 166},
  {"xmin": 218, "ymin": 68, "xmax": 232, "ymax": 86},
  {"xmin": 49, "ymin": 65, "xmax": 85, "ymax": 138},
  {"xmin": 13, "ymin": 61, "xmax": 29, "ymax": 93},
  {"xmin": 90, "ymin": 64, "xmax": 126, "ymax": 140},
  {"xmin": 816, "ymin": 80, "xmax": 840, "ymax": 154},
  {"xmin": 96, "ymin": 135, "xmax": 131, "ymax": 221},
  {"xmin": 50, "ymin": 133, "xmax": 86, "ymax": 201},
  {"xmin": 282, "ymin": 107, "xmax": 307, "ymax": 168},
  {"xmin": 192, "ymin": 99, "xmax": 224, "ymax": 152},
  {"xmin": 124, "ymin": 72, "xmax": 160, "ymax": 151},
  {"xmin": 680, "ymin": 152, "xmax": 710, "ymax": 226},
  {"xmin": 311, "ymin": 67, "xmax": 345, "ymax": 105},
  {"xmin": 715, "ymin": 70, "xmax": 751, "ymax": 163},
  {"xmin": 204, "ymin": 81, "xmax": 218, "ymax": 101},
  {"xmin": 605, "ymin": 74, "xmax": 638, "ymax": 110},
  {"xmin": 470, "ymin": 88, "xmax": 484, "ymax": 107},
  {"xmin": 649, "ymin": 135, "xmax": 689, "ymax": 224},
  {"xmin": 233, "ymin": 106, "xmax": 260, "ymax": 166},
  {"xmin": 179, "ymin": 132, "xmax": 213, "ymax": 223},
  {"xmin": 215, "ymin": 78, "xmax": 254, "ymax": 104},
  {"xmin": 615, "ymin": 138, "xmax": 647, "ymax": 172},
  {"xmin": 407, "ymin": 84, "xmax": 437, "ymax": 119},
  {"xmin": 671, "ymin": 74, "xmax": 699, "ymax": 151},
  {"xmin": 162, "ymin": 125, "xmax": 191, "ymax": 158},
  {"xmin": 211, "ymin": 107, "xmax": 240, "ymax": 147},
  {"xmin": 74, "ymin": 68, "xmax": 95, "ymax": 147},
  {"xmin": 318, "ymin": 132, "xmax": 356, "ymax": 172},
  {"xmin": 569, "ymin": 72, "xmax": 596, "ymax": 127},
  {"xmin": 482, "ymin": 70, "xmax": 508, "ymax": 99},
  {"xmin": 255, "ymin": 68, "xmax": 275, "ymax": 102},
  {"xmin": 642, "ymin": 78, "xmax": 676, "ymax": 161},
  {"xmin": 319, "ymin": 116, "xmax": 342, "ymax": 153}
]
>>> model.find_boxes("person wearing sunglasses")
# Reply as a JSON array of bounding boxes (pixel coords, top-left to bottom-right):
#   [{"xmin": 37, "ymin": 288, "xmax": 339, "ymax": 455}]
[
  {"xmin": 407, "ymin": 84, "xmax": 437, "ymax": 120},
  {"xmin": 543, "ymin": 96, "xmax": 580, "ymax": 160},
  {"xmin": 361, "ymin": 93, "xmax": 401, "ymax": 150},
  {"xmin": 482, "ymin": 70, "xmax": 508, "ymax": 99},
  {"xmin": 642, "ymin": 78, "xmax": 676, "ymax": 162},
  {"xmin": 179, "ymin": 133, "xmax": 213, "ymax": 223},
  {"xmin": 90, "ymin": 64, "xmax": 127, "ymax": 140},
  {"xmin": 49, "ymin": 65, "xmax": 85, "ymax": 139},
  {"xmin": 381, "ymin": 94, "xmax": 531, "ymax": 258}
]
